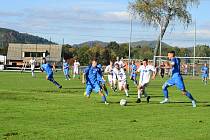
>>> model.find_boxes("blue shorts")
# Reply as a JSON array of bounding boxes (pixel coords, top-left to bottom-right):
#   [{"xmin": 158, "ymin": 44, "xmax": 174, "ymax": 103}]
[
  {"xmin": 164, "ymin": 74, "xmax": 185, "ymax": 91},
  {"xmin": 202, "ymin": 74, "xmax": 208, "ymax": 78},
  {"xmin": 86, "ymin": 83, "xmax": 102, "ymax": 95},
  {"xmin": 130, "ymin": 73, "xmax": 137, "ymax": 79},
  {"xmin": 47, "ymin": 73, "xmax": 54, "ymax": 80}
]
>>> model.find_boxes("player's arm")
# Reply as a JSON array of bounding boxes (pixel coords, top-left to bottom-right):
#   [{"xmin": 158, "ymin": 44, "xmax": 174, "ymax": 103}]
[
  {"xmin": 82, "ymin": 68, "xmax": 88, "ymax": 84},
  {"xmin": 151, "ymin": 66, "xmax": 157, "ymax": 80}
]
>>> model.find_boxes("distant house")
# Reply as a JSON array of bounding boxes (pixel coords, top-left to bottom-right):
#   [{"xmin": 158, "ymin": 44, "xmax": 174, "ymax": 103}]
[{"xmin": 7, "ymin": 43, "xmax": 62, "ymax": 66}]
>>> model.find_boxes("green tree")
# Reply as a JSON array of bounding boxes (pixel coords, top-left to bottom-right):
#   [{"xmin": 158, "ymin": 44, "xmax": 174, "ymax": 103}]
[{"xmin": 129, "ymin": 0, "xmax": 199, "ymax": 64}]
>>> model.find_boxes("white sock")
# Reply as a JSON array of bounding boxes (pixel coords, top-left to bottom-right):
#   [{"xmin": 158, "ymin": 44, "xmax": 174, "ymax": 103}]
[
  {"xmin": 138, "ymin": 90, "xmax": 142, "ymax": 99},
  {"xmin": 125, "ymin": 89, "xmax": 129, "ymax": 96}
]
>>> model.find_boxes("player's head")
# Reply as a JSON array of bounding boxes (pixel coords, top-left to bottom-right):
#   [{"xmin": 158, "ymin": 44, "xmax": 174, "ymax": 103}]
[
  {"xmin": 116, "ymin": 56, "xmax": 119, "ymax": 61},
  {"xmin": 42, "ymin": 58, "xmax": 47, "ymax": 64},
  {"xmin": 91, "ymin": 58, "xmax": 98, "ymax": 68},
  {"xmin": 132, "ymin": 60, "xmax": 135, "ymax": 64},
  {"xmin": 204, "ymin": 63, "xmax": 207, "ymax": 67},
  {"xmin": 114, "ymin": 63, "xmax": 120, "ymax": 70},
  {"xmin": 168, "ymin": 51, "xmax": 175, "ymax": 59},
  {"xmin": 142, "ymin": 58, "xmax": 148, "ymax": 66}
]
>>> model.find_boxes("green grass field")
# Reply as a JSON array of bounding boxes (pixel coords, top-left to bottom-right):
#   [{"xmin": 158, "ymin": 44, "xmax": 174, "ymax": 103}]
[{"xmin": 0, "ymin": 71, "xmax": 210, "ymax": 140}]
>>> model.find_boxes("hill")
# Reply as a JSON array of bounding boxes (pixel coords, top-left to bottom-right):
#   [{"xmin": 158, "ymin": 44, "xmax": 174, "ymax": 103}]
[
  {"xmin": 72, "ymin": 40, "xmax": 172, "ymax": 48},
  {"xmin": 0, "ymin": 27, "xmax": 55, "ymax": 48}
]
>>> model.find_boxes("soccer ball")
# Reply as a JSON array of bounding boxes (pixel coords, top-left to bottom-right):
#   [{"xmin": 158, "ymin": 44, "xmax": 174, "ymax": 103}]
[{"xmin": 120, "ymin": 99, "xmax": 127, "ymax": 106}]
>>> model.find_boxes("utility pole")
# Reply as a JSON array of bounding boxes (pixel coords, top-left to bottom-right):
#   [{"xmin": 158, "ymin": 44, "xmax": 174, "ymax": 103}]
[{"xmin": 128, "ymin": 14, "xmax": 133, "ymax": 74}]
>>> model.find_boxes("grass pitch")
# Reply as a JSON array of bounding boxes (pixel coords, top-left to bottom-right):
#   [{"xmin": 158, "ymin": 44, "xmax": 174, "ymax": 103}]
[{"xmin": 0, "ymin": 71, "xmax": 210, "ymax": 140}]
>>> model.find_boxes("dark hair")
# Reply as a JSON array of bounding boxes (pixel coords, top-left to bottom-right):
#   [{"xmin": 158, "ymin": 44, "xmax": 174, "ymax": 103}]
[
  {"xmin": 91, "ymin": 57, "xmax": 98, "ymax": 62},
  {"xmin": 168, "ymin": 51, "xmax": 175, "ymax": 55},
  {"xmin": 42, "ymin": 58, "xmax": 46, "ymax": 64},
  {"xmin": 143, "ymin": 58, "xmax": 148, "ymax": 62}
]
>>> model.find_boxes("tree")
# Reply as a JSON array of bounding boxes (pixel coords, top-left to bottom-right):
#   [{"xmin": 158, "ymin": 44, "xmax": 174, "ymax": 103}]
[{"xmin": 129, "ymin": 0, "xmax": 199, "ymax": 64}]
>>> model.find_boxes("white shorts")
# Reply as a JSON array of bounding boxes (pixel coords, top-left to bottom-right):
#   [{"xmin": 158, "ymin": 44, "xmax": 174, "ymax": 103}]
[
  {"xmin": 118, "ymin": 80, "xmax": 127, "ymax": 90},
  {"xmin": 108, "ymin": 75, "xmax": 113, "ymax": 85}
]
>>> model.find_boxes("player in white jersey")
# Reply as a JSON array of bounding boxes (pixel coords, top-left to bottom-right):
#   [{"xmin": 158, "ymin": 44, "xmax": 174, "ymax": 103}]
[
  {"xmin": 105, "ymin": 60, "xmax": 114, "ymax": 90},
  {"xmin": 114, "ymin": 57, "xmax": 126, "ymax": 68},
  {"xmin": 73, "ymin": 60, "xmax": 80, "ymax": 79},
  {"xmin": 29, "ymin": 57, "xmax": 36, "ymax": 77},
  {"xmin": 113, "ymin": 63, "xmax": 129, "ymax": 97},
  {"xmin": 136, "ymin": 59, "xmax": 156, "ymax": 103}
]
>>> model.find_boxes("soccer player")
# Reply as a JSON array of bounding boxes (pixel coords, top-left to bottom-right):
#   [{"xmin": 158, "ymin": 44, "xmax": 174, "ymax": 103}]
[
  {"xmin": 136, "ymin": 59, "xmax": 156, "ymax": 103},
  {"xmin": 130, "ymin": 60, "xmax": 138, "ymax": 86},
  {"xmin": 82, "ymin": 58, "xmax": 109, "ymax": 105},
  {"xmin": 105, "ymin": 60, "xmax": 115, "ymax": 90},
  {"xmin": 160, "ymin": 51, "xmax": 196, "ymax": 107},
  {"xmin": 73, "ymin": 59, "xmax": 80, "ymax": 79},
  {"xmin": 113, "ymin": 63, "xmax": 129, "ymax": 97},
  {"xmin": 201, "ymin": 63, "xmax": 208, "ymax": 85},
  {"xmin": 29, "ymin": 57, "xmax": 36, "ymax": 77},
  {"xmin": 40, "ymin": 58, "xmax": 62, "ymax": 89},
  {"xmin": 63, "ymin": 60, "xmax": 70, "ymax": 80}
]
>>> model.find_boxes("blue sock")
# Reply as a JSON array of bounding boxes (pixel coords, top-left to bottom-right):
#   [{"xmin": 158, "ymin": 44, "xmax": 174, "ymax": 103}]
[
  {"xmin": 102, "ymin": 95, "xmax": 106, "ymax": 102},
  {"xmin": 105, "ymin": 90, "xmax": 109, "ymax": 96},
  {"xmin": 186, "ymin": 91, "xmax": 194, "ymax": 101},
  {"xmin": 163, "ymin": 89, "xmax": 169, "ymax": 98}
]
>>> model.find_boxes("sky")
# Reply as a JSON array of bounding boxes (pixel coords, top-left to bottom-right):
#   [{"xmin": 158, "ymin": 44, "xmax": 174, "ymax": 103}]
[{"xmin": 0, "ymin": 0, "xmax": 210, "ymax": 47}]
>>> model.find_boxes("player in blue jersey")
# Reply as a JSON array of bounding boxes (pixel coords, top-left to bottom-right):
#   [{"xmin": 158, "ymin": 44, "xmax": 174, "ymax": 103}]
[
  {"xmin": 63, "ymin": 60, "xmax": 70, "ymax": 80},
  {"xmin": 130, "ymin": 60, "xmax": 138, "ymax": 86},
  {"xmin": 201, "ymin": 63, "xmax": 208, "ymax": 85},
  {"xmin": 82, "ymin": 58, "xmax": 109, "ymax": 105},
  {"xmin": 160, "ymin": 51, "xmax": 196, "ymax": 107},
  {"xmin": 40, "ymin": 58, "xmax": 62, "ymax": 89}
]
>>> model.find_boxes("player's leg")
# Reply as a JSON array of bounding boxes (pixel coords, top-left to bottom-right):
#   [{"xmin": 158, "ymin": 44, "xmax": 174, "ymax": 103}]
[
  {"xmin": 160, "ymin": 78, "xmax": 174, "ymax": 104},
  {"xmin": 136, "ymin": 85, "xmax": 143, "ymax": 103},
  {"xmin": 123, "ymin": 82, "xmax": 129, "ymax": 97},
  {"xmin": 176, "ymin": 77, "xmax": 196, "ymax": 107},
  {"xmin": 47, "ymin": 74, "xmax": 62, "ymax": 88},
  {"xmin": 32, "ymin": 69, "xmax": 35, "ymax": 77},
  {"xmin": 94, "ymin": 84, "xmax": 109, "ymax": 105},
  {"xmin": 85, "ymin": 85, "xmax": 92, "ymax": 98},
  {"xmin": 101, "ymin": 81, "xmax": 109, "ymax": 97}
]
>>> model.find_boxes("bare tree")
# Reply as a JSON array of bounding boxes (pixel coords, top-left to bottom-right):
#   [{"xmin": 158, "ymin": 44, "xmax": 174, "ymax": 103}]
[{"xmin": 129, "ymin": 0, "xmax": 199, "ymax": 64}]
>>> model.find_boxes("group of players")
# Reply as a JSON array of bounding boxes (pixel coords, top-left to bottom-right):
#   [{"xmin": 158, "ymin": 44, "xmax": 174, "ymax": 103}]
[{"xmin": 26, "ymin": 50, "xmax": 210, "ymax": 108}]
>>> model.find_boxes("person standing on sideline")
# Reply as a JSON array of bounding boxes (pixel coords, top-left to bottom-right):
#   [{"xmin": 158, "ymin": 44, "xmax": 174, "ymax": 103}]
[
  {"xmin": 73, "ymin": 59, "xmax": 80, "ymax": 79},
  {"xmin": 29, "ymin": 57, "xmax": 36, "ymax": 77}
]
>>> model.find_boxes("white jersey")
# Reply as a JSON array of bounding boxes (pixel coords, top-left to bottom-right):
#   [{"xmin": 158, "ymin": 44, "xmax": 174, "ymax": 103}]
[
  {"xmin": 30, "ymin": 59, "xmax": 36, "ymax": 70},
  {"xmin": 113, "ymin": 68, "xmax": 127, "ymax": 82},
  {"xmin": 105, "ymin": 65, "xmax": 113, "ymax": 75},
  {"xmin": 73, "ymin": 62, "xmax": 80, "ymax": 73},
  {"xmin": 137, "ymin": 65, "xmax": 156, "ymax": 85},
  {"xmin": 114, "ymin": 60, "xmax": 125, "ymax": 68}
]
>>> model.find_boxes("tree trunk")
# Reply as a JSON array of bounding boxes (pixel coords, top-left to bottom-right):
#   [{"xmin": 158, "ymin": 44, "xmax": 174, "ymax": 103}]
[{"xmin": 153, "ymin": 14, "xmax": 171, "ymax": 65}]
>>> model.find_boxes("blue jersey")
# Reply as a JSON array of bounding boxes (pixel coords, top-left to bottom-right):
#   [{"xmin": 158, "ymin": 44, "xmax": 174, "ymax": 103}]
[
  {"xmin": 63, "ymin": 62, "xmax": 69, "ymax": 70},
  {"xmin": 201, "ymin": 66, "xmax": 208, "ymax": 75},
  {"xmin": 171, "ymin": 57, "xmax": 181, "ymax": 76},
  {"xmin": 41, "ymin": 63, "xmax": 53, "ymax": 76},
  {"xmin": 84, "ymin": 66, "xmax": 103, "ymax": 85},
  {"xmin": 131, "ymin": 64, "xmax": 137, "ymax": 73}
]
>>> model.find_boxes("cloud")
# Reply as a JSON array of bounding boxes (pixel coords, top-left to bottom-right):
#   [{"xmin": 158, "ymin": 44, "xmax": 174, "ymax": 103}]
[{"xmin": 0, "ymin": 11, "xmax": 24, "ymax": 17}]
